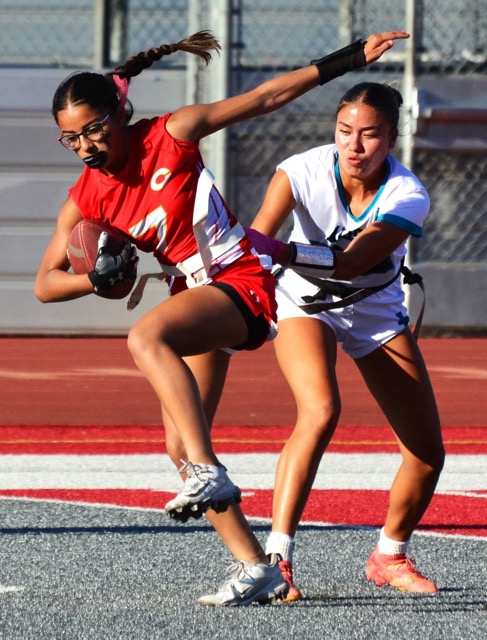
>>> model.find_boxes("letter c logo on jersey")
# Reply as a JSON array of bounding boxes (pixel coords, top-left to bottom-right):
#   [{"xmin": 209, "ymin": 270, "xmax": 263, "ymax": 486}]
[{"xmin": 151, "ymin": 168, "xmax": 172, "ymax": 192}]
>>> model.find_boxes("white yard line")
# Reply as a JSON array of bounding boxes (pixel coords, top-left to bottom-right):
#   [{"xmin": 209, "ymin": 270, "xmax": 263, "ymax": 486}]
[{"xmin": 0, "ymin": 453, "xmax": 485, "ymax": 492}]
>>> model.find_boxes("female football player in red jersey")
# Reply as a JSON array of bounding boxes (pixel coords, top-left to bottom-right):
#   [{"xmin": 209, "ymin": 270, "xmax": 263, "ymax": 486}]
[{"xmin": 35, "ymin": 29, "xmax": 409, "ymax": 606}]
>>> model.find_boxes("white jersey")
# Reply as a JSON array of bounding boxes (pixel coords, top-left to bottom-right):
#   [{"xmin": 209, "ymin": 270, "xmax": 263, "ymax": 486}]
[
  {"xmin": 279, "ymin": 144, "xmax": 429, "ymax": 289},
  {"xmin": 274, "ymin": 144, "xmax": 429, "ymax": 357}
]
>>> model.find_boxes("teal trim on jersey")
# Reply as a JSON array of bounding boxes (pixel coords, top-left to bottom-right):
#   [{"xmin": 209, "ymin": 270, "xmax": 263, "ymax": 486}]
[
  {"xmin": 334, "ymin": 152, "xmax": 391, "ymax": 223},
  {"xmin": 377, "ymin": 213, "xmax": 423, "ymax": 237}
]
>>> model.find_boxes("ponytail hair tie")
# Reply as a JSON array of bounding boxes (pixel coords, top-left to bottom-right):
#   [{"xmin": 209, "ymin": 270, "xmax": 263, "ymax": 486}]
[
  {"xmin": 113, "ymin": 74, "xmax": 129, "ymax": 107},
  {"xmin": 169, "ymin": 42, "xmax": 178, "ymax": 53}
]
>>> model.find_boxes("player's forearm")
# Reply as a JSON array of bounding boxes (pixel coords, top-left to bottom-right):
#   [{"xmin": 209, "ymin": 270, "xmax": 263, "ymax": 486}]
[
  {"xmin": 249, "ymin": 67, "xmax": 320, "ymax": 115},
  {"xmin": 34, "ymin": 269, "xmax": 93, "ymax": 303}
]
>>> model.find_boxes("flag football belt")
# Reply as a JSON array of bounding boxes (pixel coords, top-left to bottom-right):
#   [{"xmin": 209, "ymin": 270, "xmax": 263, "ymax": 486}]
[
  {"xmin": 276, "ymin": 261, "xmax": 426, "ymax": 339},
  {"xmin": 158, "ymin": 223, "xmax": 246, "ymax": 285},
  {"xmin": 127, "ymin": 224, "xmax": 246, "ymax": 310}
]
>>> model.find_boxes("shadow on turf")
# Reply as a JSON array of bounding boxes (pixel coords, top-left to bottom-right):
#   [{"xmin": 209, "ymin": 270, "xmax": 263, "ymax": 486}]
[
  {"xmin": 293, "ymin": 590, "xmax": 487, "ymax": 612},
  {"xmin": 0, "ymin": 524, "xmax": 212, "ymax": 535},
  {"xmin": 0, "ymin": 521, "xmax": 485, "ymax": 536},
  {"xmin": 0, "ymin": 522, "xmax": 374, "ymax": 536}
]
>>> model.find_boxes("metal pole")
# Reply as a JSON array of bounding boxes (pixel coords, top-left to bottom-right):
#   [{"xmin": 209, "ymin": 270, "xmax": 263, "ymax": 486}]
[
  {"xmin": 186, "ymin": 0, "xmax": 201, "ymax": 107},
  {"xmin": 403, "ymin": 0, "xmax": 419, "ymax": 310},
  {"xmin": 402, "ymin": 0, "xmax": 418, "ymax": 174},
  {"xmin": 338, "ymin": 0, "xmax": 355, "ymax": 45},
  {"xmin": 206, "ymin": 0, "xmax": 231, "ymax": 199},
  {"xmin": 109, "ymin": 0, "xmax": 128, "ymax": 67},
  {"xmin": 94, "ymin": 0, "xmax": 109, "ymax": 68}
]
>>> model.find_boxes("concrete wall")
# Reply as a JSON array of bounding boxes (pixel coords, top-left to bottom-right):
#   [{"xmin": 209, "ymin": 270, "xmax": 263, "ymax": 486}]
[
  {"xmin": 412, "ymin": 76, "xmax": 487, "ymax": 334},
  {"xmin": 0, "ymin": 68, "xmax": 185, "ymax": 335}
]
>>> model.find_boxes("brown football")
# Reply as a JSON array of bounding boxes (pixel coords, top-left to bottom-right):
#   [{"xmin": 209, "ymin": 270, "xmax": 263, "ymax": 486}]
[{"xmin": 67, "ymin": 219, "xmax": 136, "ymax": 299}]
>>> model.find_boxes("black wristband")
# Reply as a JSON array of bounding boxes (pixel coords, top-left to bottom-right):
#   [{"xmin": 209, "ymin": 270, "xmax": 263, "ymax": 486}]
[{"xmin": 311, "ymin": 39, "xmax": 366, "ymax": 86}]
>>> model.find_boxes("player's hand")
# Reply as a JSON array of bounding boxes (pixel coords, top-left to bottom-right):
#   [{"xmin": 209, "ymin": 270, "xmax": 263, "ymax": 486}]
[
  {"xmin": 364, "ymin": 31, "xmax": 409, "ymax": 64},
  {"xmin": 245, "ymin": 227, "xmax": 289, "ymax": 265},
  {"xmin": 88, "ymin": 233, "xmax": 138, "ymax": 291}
]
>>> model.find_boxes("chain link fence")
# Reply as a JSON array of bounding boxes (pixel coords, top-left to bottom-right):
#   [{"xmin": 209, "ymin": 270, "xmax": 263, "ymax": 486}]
[
  {"xmin": 0, "ymin": 0, "xmax": 485, "ymax": 266},
  {"xmin": 224, "ymin": 0, "xmax": 487, "ymax": 267},
  {"xmin": 0, "ymin": 0, "xmax": 96, "ymax": 67}
]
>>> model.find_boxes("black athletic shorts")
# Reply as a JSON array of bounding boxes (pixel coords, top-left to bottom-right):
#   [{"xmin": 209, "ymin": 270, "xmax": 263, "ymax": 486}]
[{"xmin": 211, "ymin": 281, "xmax": 270, "ymax": 351}]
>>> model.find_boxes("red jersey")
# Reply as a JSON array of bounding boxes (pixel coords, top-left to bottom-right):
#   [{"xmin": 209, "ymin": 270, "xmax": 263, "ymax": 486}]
[
  {"xmin": 68, "ymin": 114, "xmax": 277, "ymax": 335},
  {"xmin": 69, "ymin": 114, "xmax": 240, "ymax": 267}
]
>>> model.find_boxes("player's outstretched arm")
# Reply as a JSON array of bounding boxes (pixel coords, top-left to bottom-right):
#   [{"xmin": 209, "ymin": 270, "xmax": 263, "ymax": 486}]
[{"xmin": 167, "ymin": 30, "xmax": 409, "ymax": 142}]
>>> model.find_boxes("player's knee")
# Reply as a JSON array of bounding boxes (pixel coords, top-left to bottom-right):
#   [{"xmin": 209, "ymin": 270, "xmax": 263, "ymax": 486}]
[
  {"xmin": 127, "ymin": 321, "xmax": 160, "ymax": 363},
  {"xmin": 406, "ymin": 445, "xmax": 445, "ymax": 480},
  {"xmin": 298, "ymin": 397, "xmax": 341, "ymax": 442},
  {"xmin": 127, "ymin": 324, "xmax": 145, "ymax": 362},
  {"xmin": 423, "ymin": 440, "xmax": 446, "ymax": 476}
]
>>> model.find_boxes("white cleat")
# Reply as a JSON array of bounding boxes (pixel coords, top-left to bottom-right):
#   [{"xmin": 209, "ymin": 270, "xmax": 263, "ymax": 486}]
[
  {"xmin": 164, "ymin": 461, "xmax": 241, "ymax": 523},
  {"xmin": 198, "ymin": 554, "xmax": 289, "ymax": 606}
]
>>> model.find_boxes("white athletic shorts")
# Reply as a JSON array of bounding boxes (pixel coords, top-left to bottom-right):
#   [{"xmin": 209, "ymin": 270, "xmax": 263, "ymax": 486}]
[{"xmin": 275, "ymin": 269, "xmax": 410, "ymax": 359}]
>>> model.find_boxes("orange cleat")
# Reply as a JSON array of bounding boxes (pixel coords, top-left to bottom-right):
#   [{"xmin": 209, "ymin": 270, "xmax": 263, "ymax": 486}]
[
  {"xmin": 366, "ymin": 546, "xmax": 438, "ymax": 594},
  {"xmin": 278, "ymin": 560, "xmax": 303, "ymax": 601}
]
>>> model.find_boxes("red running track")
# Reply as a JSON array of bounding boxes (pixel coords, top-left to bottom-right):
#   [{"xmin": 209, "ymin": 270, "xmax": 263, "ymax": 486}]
[
  {"xmin": 0, "ymin": 336, "xmax": 486, "ymax": 427},
  {"xmin": 0, "ymin": 337, "xmax": 485, "ymax": 539}
]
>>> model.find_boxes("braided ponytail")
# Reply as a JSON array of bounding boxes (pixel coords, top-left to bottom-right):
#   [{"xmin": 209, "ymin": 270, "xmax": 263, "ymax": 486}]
[
  {"xmin": 52, "ymin": 31, "xmax": 220, "ymax": 125},
  {"xmin": 109, "ymin": 30, "xmax": 221, "ymax": 81}
]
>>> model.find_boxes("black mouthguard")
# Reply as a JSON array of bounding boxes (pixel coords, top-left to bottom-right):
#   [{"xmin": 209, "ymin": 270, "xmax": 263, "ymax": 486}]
[{"xmin": 83, "ymin": 151, "xmax": 108, "ymax": 169}]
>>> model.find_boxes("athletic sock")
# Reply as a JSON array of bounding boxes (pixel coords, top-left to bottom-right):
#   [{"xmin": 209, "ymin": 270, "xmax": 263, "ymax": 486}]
[
  {"xmin": 265, "ymin": 532, "xmax": 295, "ymax": 562},
  {"xmin": 377, "ymin": 527, "xmax": 409, "ymax": 556}
]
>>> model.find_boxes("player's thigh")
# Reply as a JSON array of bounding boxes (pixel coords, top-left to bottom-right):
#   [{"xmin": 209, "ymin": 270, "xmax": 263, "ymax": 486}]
[
  {"xmin": 274, "ymin": 317, "xmax": 340, "ymax": 414},
  {"xmin": 355, "ymin": 329, "xmax": 443, "ymax": 460},
  {"xmin": 131, "ymin": 284, "xmax": 249, "ymax": 356}
]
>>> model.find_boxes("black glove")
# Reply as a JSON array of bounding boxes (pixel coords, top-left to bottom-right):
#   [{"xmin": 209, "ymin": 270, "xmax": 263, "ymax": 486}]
[
  {"xmin": 88, "ymin": 234, "xmax": 138, "ymax": 292},
  {"xmin": 311, "ymin": 39, "xmax": 366, "ymax": 85}
]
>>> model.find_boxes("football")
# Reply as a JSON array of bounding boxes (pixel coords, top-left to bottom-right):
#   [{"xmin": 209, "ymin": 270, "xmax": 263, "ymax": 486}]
[{"xmin": 67, "ymin": 219, "xmax": 136, "ymax": 299}]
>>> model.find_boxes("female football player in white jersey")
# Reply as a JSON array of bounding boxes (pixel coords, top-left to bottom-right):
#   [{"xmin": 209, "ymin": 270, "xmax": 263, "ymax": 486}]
[
  {"xmin": 249, "ymin": 82, "xmax": 444, "ymax": 598},
  {"xmin": 35, "ymin": 31, "xmax": 409, "ymax": 605}
]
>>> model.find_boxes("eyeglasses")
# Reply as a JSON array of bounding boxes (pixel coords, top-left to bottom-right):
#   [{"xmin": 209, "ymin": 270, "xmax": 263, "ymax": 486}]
[{"xmin": 58, "ymin": 114, "xmax": 110, "ymax": 150}]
